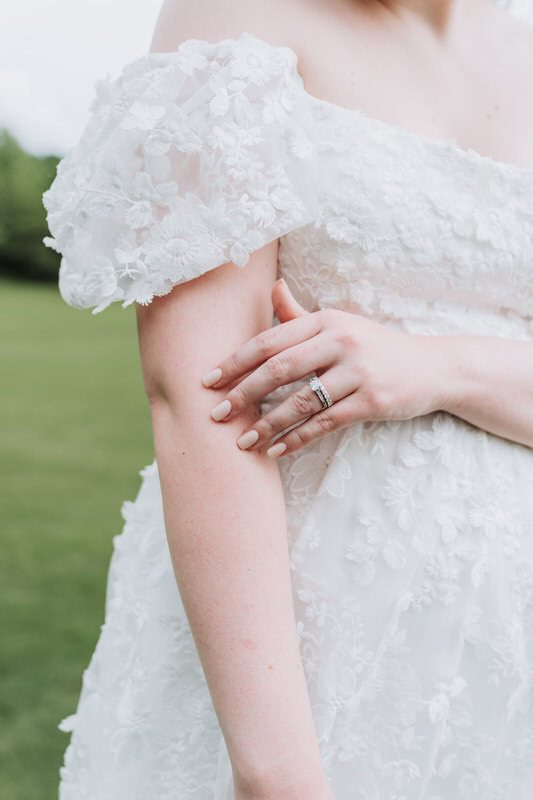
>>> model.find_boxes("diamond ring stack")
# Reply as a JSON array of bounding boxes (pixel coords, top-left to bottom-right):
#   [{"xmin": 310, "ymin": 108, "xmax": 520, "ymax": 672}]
[{"xmin": 308, "ymin": 375, "xmax": 334, "ymax": 409}]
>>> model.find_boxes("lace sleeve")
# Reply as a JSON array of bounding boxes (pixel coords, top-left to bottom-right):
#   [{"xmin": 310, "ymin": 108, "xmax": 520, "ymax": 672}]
[{"xmin": 42, "ymin": 32, "xmax": 318, "ymax": 314}]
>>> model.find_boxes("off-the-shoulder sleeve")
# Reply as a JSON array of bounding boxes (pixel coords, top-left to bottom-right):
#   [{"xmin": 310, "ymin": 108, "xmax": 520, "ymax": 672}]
[{"xmin": 42, "ymin": 32, "xmax": 317, "ymax": 314}]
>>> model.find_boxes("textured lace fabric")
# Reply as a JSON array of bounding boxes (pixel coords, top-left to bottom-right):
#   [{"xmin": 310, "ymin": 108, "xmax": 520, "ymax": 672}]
[
  {"xmin": 42, "ymin": 25, "xmax": 533, "ymax": 800},
  {"xmin": 42, "ymin": 35, "xmax": 317, "ymax": 313}
]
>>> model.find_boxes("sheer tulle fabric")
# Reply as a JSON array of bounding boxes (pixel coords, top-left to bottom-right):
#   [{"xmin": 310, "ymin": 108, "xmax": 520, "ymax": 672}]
[{"xmin": 42, "ymin": 33, "xmax": 317, "ymax": 313}]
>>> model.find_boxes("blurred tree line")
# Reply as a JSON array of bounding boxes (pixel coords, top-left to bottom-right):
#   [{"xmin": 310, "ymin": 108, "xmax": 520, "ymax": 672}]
[{"xmin": 0, "ymin": 127, "xmax": 61, "ymax": 282}]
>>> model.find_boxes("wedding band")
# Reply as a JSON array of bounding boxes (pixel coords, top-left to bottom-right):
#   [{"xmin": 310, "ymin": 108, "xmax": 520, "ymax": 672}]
[{"xmin": 308, "ymin": 375, "xmax": 334, "ymax": 409}]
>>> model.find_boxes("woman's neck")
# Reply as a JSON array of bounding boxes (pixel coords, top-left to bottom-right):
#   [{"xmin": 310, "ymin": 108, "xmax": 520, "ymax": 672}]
[{"xmin": 377, "ymin": 0, "xmax": 483, "ymax": 36}]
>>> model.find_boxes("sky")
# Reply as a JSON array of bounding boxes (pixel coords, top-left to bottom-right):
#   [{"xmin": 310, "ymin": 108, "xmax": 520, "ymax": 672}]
[
  {"xmin": 2, "ymin": 0, "xmax": 532, "ymax": 158},
  {"xmin": 0, "ymin": 0, "xmax": 163, "ymax": 157}
]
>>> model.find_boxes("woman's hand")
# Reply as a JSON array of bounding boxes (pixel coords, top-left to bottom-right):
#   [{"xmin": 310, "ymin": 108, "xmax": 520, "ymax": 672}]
[{"xmin": 202, "ymin": 278, "xmax": 456, "ymax": 457}]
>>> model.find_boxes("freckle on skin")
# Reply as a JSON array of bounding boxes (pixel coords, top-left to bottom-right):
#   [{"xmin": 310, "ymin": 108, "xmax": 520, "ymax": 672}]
[{"xmin": 268, "ymin": 665, "xmax": 273, "ymax": 670}]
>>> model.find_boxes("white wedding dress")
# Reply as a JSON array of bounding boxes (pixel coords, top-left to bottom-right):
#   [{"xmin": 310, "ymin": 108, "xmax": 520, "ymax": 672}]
[{"xmin": 43, "ymin": 8, "xmax": 533, "ymax": 800}]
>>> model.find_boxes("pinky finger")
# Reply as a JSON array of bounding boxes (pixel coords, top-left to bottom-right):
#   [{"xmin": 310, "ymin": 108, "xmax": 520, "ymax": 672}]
[{"xmin": 265, "ymin": 395, "xmax": 361, "ymax": 458}]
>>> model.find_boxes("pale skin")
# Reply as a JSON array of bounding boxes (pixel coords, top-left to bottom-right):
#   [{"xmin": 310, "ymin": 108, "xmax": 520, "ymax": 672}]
[
  {"xmin": 205, "ymin": 279, "xmax": 533, "ymax": 457},
  {"xmin": 138, "ymin": 1, "xmax": 533, "ymax": 799}
]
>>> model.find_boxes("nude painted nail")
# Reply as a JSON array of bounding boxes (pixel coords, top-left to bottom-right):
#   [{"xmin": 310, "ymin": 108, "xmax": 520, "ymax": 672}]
[
  {"xmin": 202, "ymin": 368, "xmax": 222, "ymax": 387},
  {"xmin": 266, "ymin": 442, "xmax": 287, "ymax": 458},
  {"xmin": 210, "ymin": 399, "xmax": 231, "ymax": 421},
  {"xmin": 237, "ymin": 429, "xmax": 259, "ymax": 450}
]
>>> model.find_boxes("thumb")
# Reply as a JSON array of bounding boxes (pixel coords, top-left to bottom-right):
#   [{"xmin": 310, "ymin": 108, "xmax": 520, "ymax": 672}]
[{"xmin": 272, "ymin": 278, "xmax": 309, "ymax": 322}]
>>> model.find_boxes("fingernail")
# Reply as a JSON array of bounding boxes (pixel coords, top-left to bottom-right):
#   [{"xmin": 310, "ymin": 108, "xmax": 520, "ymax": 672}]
[
  {"xmin": 210, "ymin": 399, "xmax": 231, "ymax": 421},
  {"xmin": 266, "ymin": 442, "xmax": 287, "ymax": 458},
  {"xmin": 202, "ymin": 368, "xmax": 222, "ymax": 387},
  {"xmin": 237, "ymin": 429, "xmax": 259, "ymax": 450}
]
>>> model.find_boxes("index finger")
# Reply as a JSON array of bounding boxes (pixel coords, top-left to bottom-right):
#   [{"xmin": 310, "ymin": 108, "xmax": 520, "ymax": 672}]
[{"xmin": 202, "ymin": 311, "xmax": 324, "ymax": 388}]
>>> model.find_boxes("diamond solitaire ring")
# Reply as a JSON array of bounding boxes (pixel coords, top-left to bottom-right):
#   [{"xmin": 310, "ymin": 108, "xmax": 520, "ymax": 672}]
[{"xmin": 308, "ymin": 375, "xmax": 334, "ymax": 409}]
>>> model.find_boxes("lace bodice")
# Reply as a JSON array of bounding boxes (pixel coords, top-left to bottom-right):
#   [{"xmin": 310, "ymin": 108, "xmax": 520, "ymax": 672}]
[
  {"xmin": 279, "ymin": 92, "xmax": 533, "ymax": 340},
  {"xmin": 42, "ymin": 30, "xmax": 533, "ymax": 343}
]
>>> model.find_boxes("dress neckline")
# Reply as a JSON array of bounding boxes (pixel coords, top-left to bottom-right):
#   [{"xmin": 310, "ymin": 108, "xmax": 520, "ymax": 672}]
[
  {"xmin": 241, "ymin": 31, "xmax": 533, "ymax": 178},
  {"xmin": 145, "ymin": 29, "xmax": 533, "ymax": 178},
  {"xmin": 299, "ymin": 84, "xmax": 533, "ymax": 179}
]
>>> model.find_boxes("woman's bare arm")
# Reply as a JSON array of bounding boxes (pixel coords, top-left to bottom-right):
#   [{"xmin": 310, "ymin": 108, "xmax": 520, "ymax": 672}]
[
  {"xmin": 436, "ymin": 334, "xmax": 533, "ymax": 449},
  {"xmin": 137, "ymin": 5, "xmax": 332, "ymax": 796},
  {"xmin": 136, "ymin": 242, "xmax": 329, "ymax": 799}
]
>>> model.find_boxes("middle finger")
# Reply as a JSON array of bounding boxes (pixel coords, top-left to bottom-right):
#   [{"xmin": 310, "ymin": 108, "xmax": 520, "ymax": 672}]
[{"xmin": 209, "ymin": 333, "xmax": 337, "ymax": 422}]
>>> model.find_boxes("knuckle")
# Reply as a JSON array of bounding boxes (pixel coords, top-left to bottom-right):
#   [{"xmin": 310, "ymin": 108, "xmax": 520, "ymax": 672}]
[
  {"xmin": 265, "ymin": 355, "xmax": 289, "ymax": 381},
  {"xmin": 257, "ymin": 413, "xmax": 277, "ymax": 437},
  {"xmin": 255, "ymin": 329, "xmax": 274, "ymax": 356},
  {"xmin": 366, "ymin": 388, "xmax": 392, "ymax": 417},
  {"xmin": 288, "ymin": 424, "xmax": 308, "ymax": 448},
  {"xmin": 230, "ymin": 383, "xmax": 248, "ymax": 408},
  {"xmin": 226, "ymin": 352, "xmax": 241, "ymax": 375},
  {"xmin": 317, "ymin": 307, "xmax": 337, "ymax": 327},
  {"xmin": 291, "ymin": 390, "xmax": 315, "ymax": 415},
  {"xmin": 315, "ymin": 411, "xmax": 336, "ymax": 433},
  {"xmin": 334, "ymin": 329, "xmax": 357, "ymax": 349},
  {"xmin": 336, "ymin": 406, "xmax": 356, "ymax": 427}
]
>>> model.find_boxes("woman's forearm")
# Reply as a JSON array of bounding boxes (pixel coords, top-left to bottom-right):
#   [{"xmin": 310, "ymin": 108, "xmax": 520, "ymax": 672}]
[
  {"xmin": 439, "ymin": 334, "xmax": 533, "ymax": 448},
  {"xmin": 149, "ymin": 394, "xmax": 325, "ymax": 795}
]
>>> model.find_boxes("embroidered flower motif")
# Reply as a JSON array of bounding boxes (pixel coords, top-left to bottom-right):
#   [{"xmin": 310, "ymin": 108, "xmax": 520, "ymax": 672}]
[
  {"xmin": 114, "ymin": 243, "xmax": 143, "ymax": 279},
  {"xmin": 85, "ymin": 256, "xmax": 118, "ymax": 298},
  {"xmin": 43, "ymin": 33, "xmax": 317, "ymax": 313},
  {"xmin": 131, "ymin": 172, "xmax": 178, "ymax": 206},
  {"xmin": 125, "ymin": 201, "xmax": 153, "ymax": 230},
  {"xmin": 142, "ymin": 214, "xmax": 217, "ymax": 279},
  {"xmin": 229, "ymin": 47, "xmax": 280, "ymax": 86},
  {"xmin": 121, "ymin": 101, "xmax": 167, "ymax": 131},
  {"xmin": 288, "ymin": 436, "xmax": 352, "ymax": 498}
]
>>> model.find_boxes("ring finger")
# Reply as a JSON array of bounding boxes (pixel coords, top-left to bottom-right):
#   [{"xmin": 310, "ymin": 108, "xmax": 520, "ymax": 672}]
[{"xmin": 236, "ymin": 366, "xmax": 357, "ymax": 451}]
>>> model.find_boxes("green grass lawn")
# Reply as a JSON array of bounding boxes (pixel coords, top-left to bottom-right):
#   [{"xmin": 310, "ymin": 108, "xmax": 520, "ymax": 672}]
[{"xmin": 0, "ymin": 278, "xmax": 154, "ymax": 799}]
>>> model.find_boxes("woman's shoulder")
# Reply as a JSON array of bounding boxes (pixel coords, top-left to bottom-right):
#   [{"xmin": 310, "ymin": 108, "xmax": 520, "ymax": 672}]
[
  {"xmin": 148, "ymin": 0, "xmax": 302, "ymax": 56},
  {"xmin": 146, "ymin": 0, "xmax": 342, "ymax": 108},
  {"xmin": 42, "ymin": 0, "xmax": 320, "ymax": 315}
]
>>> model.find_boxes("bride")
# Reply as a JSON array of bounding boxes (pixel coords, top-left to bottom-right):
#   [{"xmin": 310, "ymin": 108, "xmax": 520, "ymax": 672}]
[{"xmin": 43, "ymin": 0, "xmax": 533, "ymax": 798}]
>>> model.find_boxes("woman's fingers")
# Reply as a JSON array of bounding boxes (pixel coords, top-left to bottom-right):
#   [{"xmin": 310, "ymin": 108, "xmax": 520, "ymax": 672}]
[
  {"xmin": 235, "ymin": 367, "xmax": 358, "ymax": 452},
  {"xmin": 209, "ymin": 334, "xmax": 338, "ymax": 422},
  {"xmin": 202, "ymin": 311, "xmax": 325, "ymax": 389},
  {"xmin": 263, "ymin": 392, "xmax": 367, "ymax": 457}
]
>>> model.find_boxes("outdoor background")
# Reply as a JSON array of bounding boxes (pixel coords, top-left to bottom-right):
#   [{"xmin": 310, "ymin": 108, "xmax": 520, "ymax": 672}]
[{"xmin": 1, "ymin": 2, "xmax": 162, "ymax": 797}]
